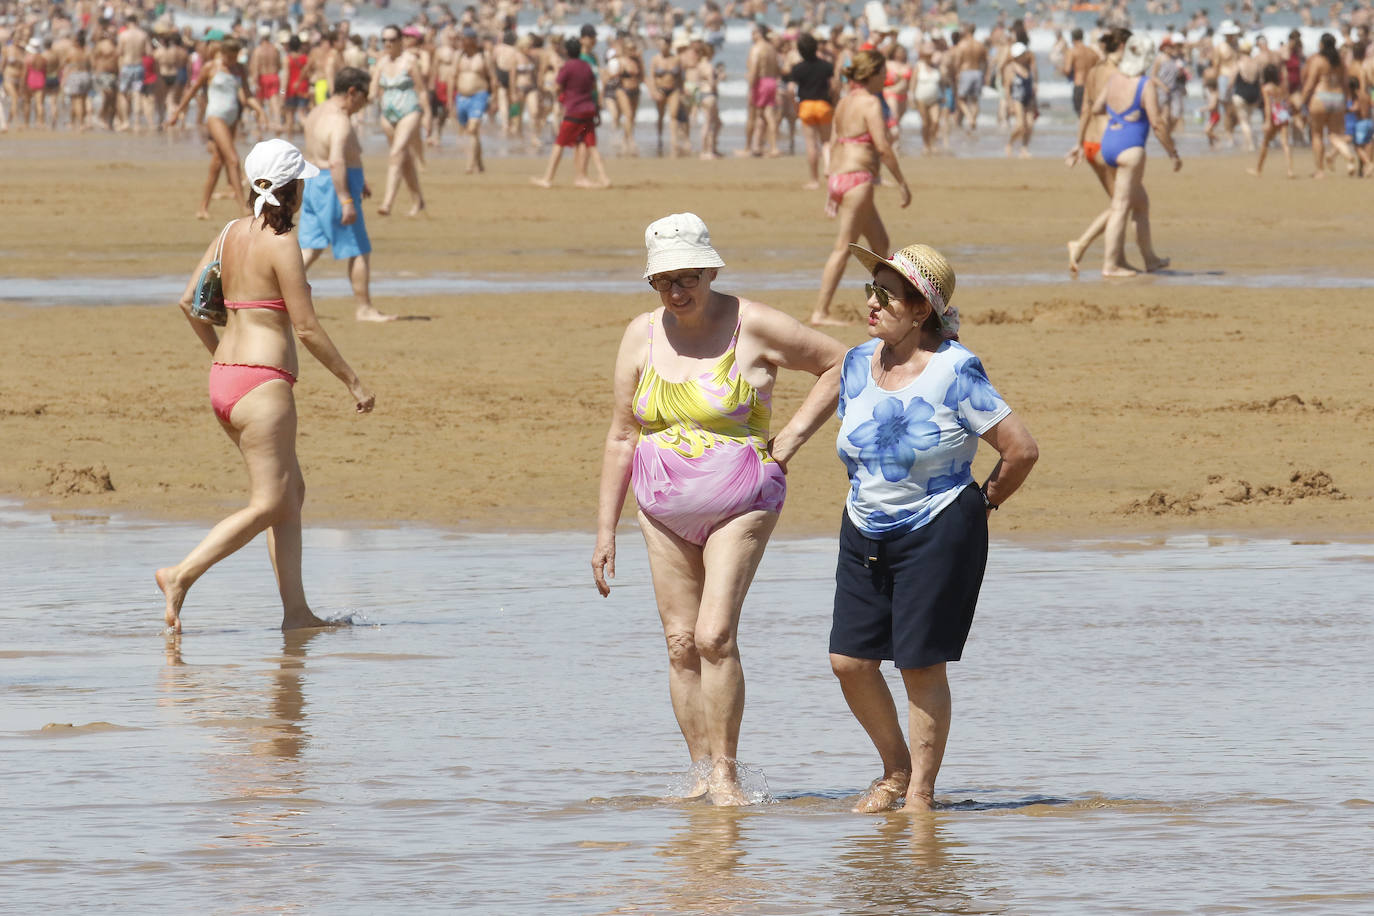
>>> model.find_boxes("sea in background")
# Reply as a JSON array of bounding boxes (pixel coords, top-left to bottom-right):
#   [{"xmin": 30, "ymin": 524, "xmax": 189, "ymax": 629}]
[{"xmin": 3, "ymin": 502, "xmax": 1372, "ymax": 912}]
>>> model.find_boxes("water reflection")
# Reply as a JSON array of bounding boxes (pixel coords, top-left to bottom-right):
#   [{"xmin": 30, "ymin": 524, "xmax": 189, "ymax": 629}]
[
  {"xmin": 833, "ymin": 814, "xmax": 993, "ymax": 914},
  {"xmin": 159, "ymin": 631, "xmax": 328, "ymax": 851},
  {"xmin": 652, "ymin": 806, "xmax": 763, "ymax": 913}
]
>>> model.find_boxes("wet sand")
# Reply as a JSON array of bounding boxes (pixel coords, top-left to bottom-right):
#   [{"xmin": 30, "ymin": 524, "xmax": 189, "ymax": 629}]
[{"xmin": 1, "ymin": 137, "xmax": 1370, "ymax": 536}]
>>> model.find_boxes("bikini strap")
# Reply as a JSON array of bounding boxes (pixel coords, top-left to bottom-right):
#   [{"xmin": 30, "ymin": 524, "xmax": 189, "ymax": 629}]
[
  {"xmin": 728, "ymin": 302, "xmax": 744, "ymax": 349},
  {"xmin": 213, "ymin": 219, "xmax": 236, "ymax": 262}
]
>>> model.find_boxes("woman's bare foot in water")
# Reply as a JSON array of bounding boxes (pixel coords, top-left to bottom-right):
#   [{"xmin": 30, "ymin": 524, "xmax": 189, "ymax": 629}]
[
  {"xmin": 807, "ymin": 311, "xmax": 853, "ymax": 327},
  {"xmin": 407, "ymin": 198, "xmax": 426, "ymax": 217},
  {"xmin": 901, "ymin": 787, "xmax": 937, "ymax": 813},
  {"xmin": 707, "ymin": 759, "xmax": 750, "ymax": 807},
  {"xmin": 853, "ymin": 773, "xmax": 910, "ymax": 813},
  {"xmin": 1144, "ymin": 255, "xmax": 1170, "ymax": 272},
  {"xmin": 1102, "ymin": 263, "xmax": 1139, "ymax": 278},
  {"xmin": 281, "ymin": 607, "xmax": 344, "ymax": 630},
  {"xmin": 355, "ymin": 304, "xmax": 397, "ymax": 322},
  {"xmin": 1066, "ymin": 240, "xmax": 1084, "ymax": 277},
  {"xmin": 155, "ymin": 567, "xmax": 186, "ymax": 633}
]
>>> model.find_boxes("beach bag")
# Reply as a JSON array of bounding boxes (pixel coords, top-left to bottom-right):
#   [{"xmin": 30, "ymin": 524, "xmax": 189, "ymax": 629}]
[{"xmin": 191, "ymin": 220, "xmax": 236, "ymax": 326}]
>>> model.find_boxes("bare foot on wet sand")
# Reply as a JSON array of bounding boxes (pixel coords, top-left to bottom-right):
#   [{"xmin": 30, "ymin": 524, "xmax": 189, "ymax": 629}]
[
  {"xmin": 1145, "ymin": 256, "xmax": 1170, "ymax": 273},
  {"xmin": 852, "ymin": 774, "xmax": 910, "ymax": 813},
  {"xmin": 155, "ymin": 567, "xmax": 185, "ymax": 633},
  {"xmin": 808, "ymin": 311, "xmax": 854, "ymax": 327},
  {"xmin": 407, "ymin": 199, "xmax": 426, "ymax": 217},
  {"xmin": 1066, "ymin": 240, "xmax": 1083, "ymax": 277},
  {"xmin": 1102, "ymin": 264, "xmax": 1140, "ymax": 278},
  {"xmin": 356, "ymin": 304, "xmax": 398, "ymax": 322}
]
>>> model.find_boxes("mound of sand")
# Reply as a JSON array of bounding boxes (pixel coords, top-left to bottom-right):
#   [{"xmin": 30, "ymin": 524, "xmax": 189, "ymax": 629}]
[
  {"xmin": 1122, "ymin": 470, "xmax": 1344, "ymax": 516},
  {"xmin": 45, "ymin": 462, "xmax": 115, "ymax": 496}
]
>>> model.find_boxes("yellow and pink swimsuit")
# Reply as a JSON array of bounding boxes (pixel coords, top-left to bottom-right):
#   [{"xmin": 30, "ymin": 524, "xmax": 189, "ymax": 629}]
[{"xmin": 631, "ymin": 309, "xmax": 786, "ymax": 545}]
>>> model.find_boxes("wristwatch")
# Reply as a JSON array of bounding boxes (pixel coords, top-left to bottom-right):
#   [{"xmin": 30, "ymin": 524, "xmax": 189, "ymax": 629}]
[{"xmin": 980, "ymin": 482, "xmax": 998, "ymax": 511}]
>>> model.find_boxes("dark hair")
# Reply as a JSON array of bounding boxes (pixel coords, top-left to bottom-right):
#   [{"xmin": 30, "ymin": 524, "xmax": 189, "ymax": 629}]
[
  {"xmin": 1012, "ymin": 20, "xmax": 1029, "ymax": 45},
  {"xmin": 1319, "ymin": 32, "xmax": 1340, "ymax": 66},
  {"xmin": 1071, "ymin": 28, "xmax": 1083, "ymax": 41},
  {"xmin": 1352, "ymin": 41, "xmax": 1367, "ymax": 63},
  {"xmin": 1262, "ymin": 63, "xmax": 1280, "ymax": 84},
  {"xmin": 1101, "ymin": 28, "xmax": 1132, "ymax": 54},
  {"xmin": 288, "ymin": 35, "xmax": 302, "ymax": 52},
  {"xmin": 798, "ymin": 32, "xmax": 817, "ymax": 59},
  {"xmin": 248, "ymin": 179, "xmax": 301, "ymax": 235},
  {"xmin": 564, "ymin": 36, "xmax": 582, "ymax": 58},
  {"xmin": 382, "ymin": 24, "xmax": 402, "ymax": 40},
  {"xmin": 580, "ymin": 23, "xmax": 597, "ymax": 39},
  {"xmin": 504, "ymin": 29, "xmax": 516, "ymax": 45},
  {"xmin": 334, "ymin": 66, "xmax": 369, "ymax": 95},
  {"xmin": 893, "ymin": 275, "xmax": 942, "ymax": 333}
]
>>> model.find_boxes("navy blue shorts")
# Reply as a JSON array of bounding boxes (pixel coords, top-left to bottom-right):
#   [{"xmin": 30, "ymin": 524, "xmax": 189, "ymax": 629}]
[{"xmin": 829, "ymin": 484, "xmax": 988, "ymax": 670}]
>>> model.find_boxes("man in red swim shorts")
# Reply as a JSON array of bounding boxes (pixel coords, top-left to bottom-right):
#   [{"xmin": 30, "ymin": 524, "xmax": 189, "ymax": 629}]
[
  {"xmin": 531, "ymin": 37, "xmax": 610, "ymax": 188},
  {"xmin": 249, "ymin": 28, "xmax": 283, "ymax": 132}
]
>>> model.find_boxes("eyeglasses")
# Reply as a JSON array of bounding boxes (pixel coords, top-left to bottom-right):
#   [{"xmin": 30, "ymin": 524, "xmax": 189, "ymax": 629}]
[
  {"xmin": 864, "ymin": 282, "xmax": 902, "ymax": 311},
  {"xmin": 383, "ymin": 35, "xmax": 400, "ymax": 43},
  {"xmin": 648, "ymin": 270, "xmax": 705, "ymax": 292}
]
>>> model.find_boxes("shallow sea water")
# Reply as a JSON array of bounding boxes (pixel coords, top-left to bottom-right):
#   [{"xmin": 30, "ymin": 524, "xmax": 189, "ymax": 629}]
[{"xmin": 2, "ymin": 504, "xmax": 1372, "ymax": 913}]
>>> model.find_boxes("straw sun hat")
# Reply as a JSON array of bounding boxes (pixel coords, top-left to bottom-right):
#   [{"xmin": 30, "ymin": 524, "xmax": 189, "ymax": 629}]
[{"xmin": 849, "ymin": 243, "xmax": 960, "ymax": 338}]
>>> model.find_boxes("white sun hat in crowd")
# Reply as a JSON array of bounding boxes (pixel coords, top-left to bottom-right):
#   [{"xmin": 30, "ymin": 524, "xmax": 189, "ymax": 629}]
[
  {"xmin": 1011, "ymin": 41, "xmax": 1028, "ymax": 58},
  {"xmin": 1118, "ymin": 34, "xmax": 1157, "ymax": 77},
  {"xmin": 244, "ymin": 138, "xmax": 320, "ymax": 216},
  {"xmin": 1220, "ymin": 20, "xmax": 1242, "ymax": 36},
  {"xmin": 643, "ymin": 213, "xmax": 725, "ymax": 278}
]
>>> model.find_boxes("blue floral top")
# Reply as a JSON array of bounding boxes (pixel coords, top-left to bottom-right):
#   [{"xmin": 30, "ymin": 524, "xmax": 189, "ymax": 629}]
[{"xmin": 837, "ymin": 339, "xmax": 1011, "ymax": 538}]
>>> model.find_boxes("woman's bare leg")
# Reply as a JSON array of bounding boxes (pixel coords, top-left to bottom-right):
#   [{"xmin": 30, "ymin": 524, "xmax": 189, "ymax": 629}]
[
  {"xmin": 264, "ymin": 456, "xmax": 328, "ymax": 630},
  {"xmin": 156, "ymin": 381, "xmax": 300, "ymax": 632},
  {"xmin": 831, "ymin": 653, "xmax": 911, "ymax": 812},
  {"xmin": 696, "ymin": 509, "xmax": 779, "ymax": 805},
  {"xmin": 1103, "ymin": 146, "xmax": 1145, "ymax": 276},
  {"xmin": 379, "ymin": 112, "xmax": 422, "ymax": 214},
  {"xmin": 197, "ymin": 141, "xmax": 222, "ymax": 219},
  {"xmin": 901, "ymin": 663, "xmax": 952, "ymax": 811},
  {"xmin": 206, "ymin": 117, "xmax": 248, "ymax": 215},
  {"xmin": 1131, "ymin": 181, "xmax": 1168, "ymax": 271},
  {"xmin": 811, "ymin": 182, "xmax": 877, "ymax": 325}
]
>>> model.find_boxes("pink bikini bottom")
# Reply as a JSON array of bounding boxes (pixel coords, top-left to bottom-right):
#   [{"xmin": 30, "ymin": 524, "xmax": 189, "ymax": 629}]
[
  {"xmin": 633, "ymin": 439, "xmax": 787, "ymax": 546},
  {"xmin": 826, "ymin": 170, "xmax": 874, "ymax": 217},
  {"xmin": 208, "ymin": 362, "xmax": 296, "ymax": 424}
]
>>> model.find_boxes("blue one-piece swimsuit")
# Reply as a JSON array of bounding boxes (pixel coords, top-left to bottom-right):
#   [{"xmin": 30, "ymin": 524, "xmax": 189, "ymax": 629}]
[{"xmin": 1101, "ymin": 76, "xmax": 1150, "ymax": 167}]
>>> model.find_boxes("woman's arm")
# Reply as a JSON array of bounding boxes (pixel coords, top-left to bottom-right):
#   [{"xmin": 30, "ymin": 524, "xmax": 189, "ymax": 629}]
[
  {"xmin": 592, "ymin": 315, "xmax": 649, "ymax": 596},
  {"xmin": 746, "ymin": 303, "xmax": 847, "ymax": 469},
  {"xmin": 979, "ymin": 412, "xmax": 1038, "ymax": 513},
  {"xmin": 411, "ymin": 57, "xmax": 432, "ymax": 121},
  {"xmin": 1298, "ymin": 57, "xmax": 1320, "ymax": 109},
  {"xmin": 866, "ymin": 96, "xmax": 911, "ymax": 206},
  {"xmin": 176, "ymin": 235, "xmax": 223, "ymax": 355},
  {"xmin": 272, "ymin": 239, "xmax": 374, "ymax": 411},
  {"xmin": 368, "ymin": 64, "xmax": 382, "ymax": 119},
  {"xmin": 169, "ymin": 61, "xmax": 211, "ymax": 122}
]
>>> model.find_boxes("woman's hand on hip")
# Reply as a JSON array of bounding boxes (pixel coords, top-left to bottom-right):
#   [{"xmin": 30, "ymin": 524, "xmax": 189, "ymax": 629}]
[{"xmin": 591, "ymin": 535, "xmax": 616, "ymax": 597}]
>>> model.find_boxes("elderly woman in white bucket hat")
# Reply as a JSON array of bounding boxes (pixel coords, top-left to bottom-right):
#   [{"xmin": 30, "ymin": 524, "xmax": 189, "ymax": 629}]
[
  {"xmin": 157, "ymin": 139, "xmax": 375, "ymax": 634},
  {"xmin": 592, "ymin": 212, "xmax": 847, "ymax": 805},
  {"xmin": 829, "ymin": 242, "xmax": 1037, "ymax": 813}
]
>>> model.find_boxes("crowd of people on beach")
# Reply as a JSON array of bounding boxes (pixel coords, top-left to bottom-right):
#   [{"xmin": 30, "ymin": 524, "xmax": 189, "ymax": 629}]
[{"xmin": 4, "ymin": 0, "xmax": 1373, "ymax": 178}]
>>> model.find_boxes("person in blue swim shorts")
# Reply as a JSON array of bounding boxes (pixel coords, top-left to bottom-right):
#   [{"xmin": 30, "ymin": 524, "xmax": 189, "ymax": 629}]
[
  {"xmin": 453, "ymin": 27, "xmax": 497, "ymax": 173},
  {"xmin": 298, "ymin": 67, "xmax": 395, "ymax": 322}
]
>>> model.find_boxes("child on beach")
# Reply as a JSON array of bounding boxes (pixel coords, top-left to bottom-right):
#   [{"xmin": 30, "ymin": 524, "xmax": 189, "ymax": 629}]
[{"xmin": 1248, "ymin": 65, "xmax": 1295, "ymax": 178}]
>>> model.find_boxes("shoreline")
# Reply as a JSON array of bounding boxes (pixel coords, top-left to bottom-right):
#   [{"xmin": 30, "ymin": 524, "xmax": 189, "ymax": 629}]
[{"xmin": 2, "ymin": 153, "xmax": 1369, "ymax": 543}]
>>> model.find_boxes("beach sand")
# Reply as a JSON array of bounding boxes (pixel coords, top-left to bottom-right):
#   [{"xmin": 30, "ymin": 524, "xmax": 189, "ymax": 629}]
[{"xmin": 1, "ymin": 137, "xmax": 1369, "ymax": 537}]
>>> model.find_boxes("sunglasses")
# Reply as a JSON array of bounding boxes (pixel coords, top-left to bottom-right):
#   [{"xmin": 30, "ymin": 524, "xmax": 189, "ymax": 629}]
[
  {"xmin": 864, "ymin": 282, "xmax": 903, "ymax": 311},
  {"xmin": 648, "ymin": 270, "xmax": 705, "ymax": 292}
]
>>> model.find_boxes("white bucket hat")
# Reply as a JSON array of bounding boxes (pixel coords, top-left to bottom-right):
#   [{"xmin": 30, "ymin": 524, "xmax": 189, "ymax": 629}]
[
  {"xmin": 643, "ymin": 213, "xmax": 725, "ymax": 279},
  {"xmin": 1117, "ymin": 34, "xmax": 1156, "ymax": 77},
  {"xmin": 1220, "ymin": 20, "xmax": 1242, "ymax": 36},
  {"xmin": 244, "ymin": 139, "xmax": 320, "ymax": 217}
]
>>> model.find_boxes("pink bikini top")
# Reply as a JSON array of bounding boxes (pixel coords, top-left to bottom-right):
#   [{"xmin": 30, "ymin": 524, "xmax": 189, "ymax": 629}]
[
  {"xmin": 836, "ymin": 132, "xmax": 875, "ymax": 145},
  {"xmin": 225, "ymin": 299, "xmax": 287, "ymax": 311}
]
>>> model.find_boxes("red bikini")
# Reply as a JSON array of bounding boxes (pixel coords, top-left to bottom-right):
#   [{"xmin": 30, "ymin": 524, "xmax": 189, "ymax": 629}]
[{"xmin": 207, "ymin": 299, "xmax": 296, "ymax": 423}]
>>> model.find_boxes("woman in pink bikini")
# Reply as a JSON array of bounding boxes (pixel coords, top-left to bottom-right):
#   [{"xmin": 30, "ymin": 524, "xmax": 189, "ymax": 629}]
[
  {"xmin": 157, "ymin": 140, "xmax": 375, "ymax": 634},
  {"xmin": 591, "ymin": 212, "xmax": 846, "ymax": 805},
  {"xmin": 810, "ymin": 50, "xmax": 911, "ymax": 327}
]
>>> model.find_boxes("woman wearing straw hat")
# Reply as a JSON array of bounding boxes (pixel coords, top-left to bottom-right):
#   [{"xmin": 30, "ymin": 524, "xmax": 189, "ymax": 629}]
[
  {"xmin": 809, "ymin": 49, "xmax": 912, "ymax": 327},
  {"xmin": 1075, "ymin": 34, "xmax": 1180, "ymax": 278},
  {"xmin": 830, "ymin": 242, "xmax": 1037, "ymax": 812},
  {"xmin": 592, "ymin": 212, "xmax": 846, "ymax": 805},
  {"xmin": 157, "ymin": 140, "xmax": 375, "ymax": 634}
]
